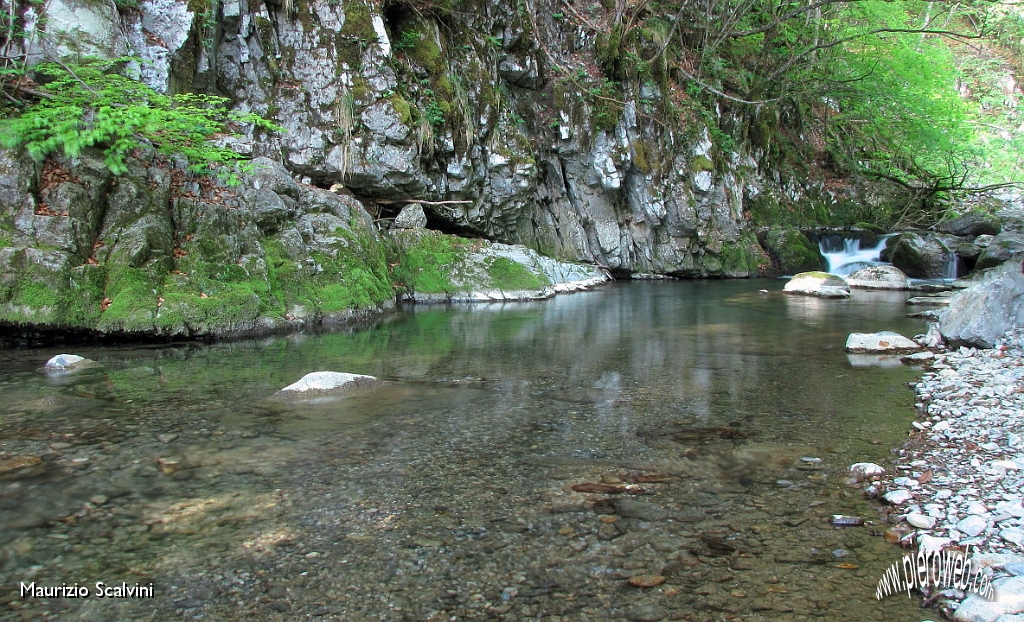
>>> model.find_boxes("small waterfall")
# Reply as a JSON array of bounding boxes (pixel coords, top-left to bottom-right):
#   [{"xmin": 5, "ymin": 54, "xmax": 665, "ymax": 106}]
[{"xmin": 818, "ymin": 234, "xmax": 893, "ymax": 276}]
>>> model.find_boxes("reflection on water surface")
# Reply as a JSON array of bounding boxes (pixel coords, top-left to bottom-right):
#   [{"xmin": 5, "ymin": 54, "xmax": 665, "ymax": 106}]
[{"xmin": 0, "ymin": 281, "xmax": 936, "ymax": 620}]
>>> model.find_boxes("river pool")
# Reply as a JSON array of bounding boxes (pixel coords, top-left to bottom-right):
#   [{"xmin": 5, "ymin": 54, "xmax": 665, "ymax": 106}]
[{"xmin": 0, "ymin": 280, "xmax": 938, "ymax": 621}]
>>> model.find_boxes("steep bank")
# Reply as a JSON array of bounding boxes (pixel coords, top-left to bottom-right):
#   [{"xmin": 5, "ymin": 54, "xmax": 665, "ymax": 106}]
[{"xmin": 0, "ymin": 0, "xmax": 996, "ymax": 339}]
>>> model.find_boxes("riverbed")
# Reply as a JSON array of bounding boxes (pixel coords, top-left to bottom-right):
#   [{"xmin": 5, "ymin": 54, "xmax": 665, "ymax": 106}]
[{"xmin": 1, "ymin": 280, "xmax": 940, "ymax": 621}]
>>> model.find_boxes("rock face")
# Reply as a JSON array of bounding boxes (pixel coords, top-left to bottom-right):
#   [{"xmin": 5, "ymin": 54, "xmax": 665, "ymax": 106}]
[
  {"xmin": 844, "ymin": 331, "xmax": 922, "ymax": 354},
  {"xmin": 782, "ymin": 272, "xmax": 851, "ymax": 298},
  {"xmin": 846, "ymin": 265, "xmax": 911, "ymax": 290},
  {"xmin": 940, "ymin": 269, "xmax": 1024, "ymax": 348},
  {"xmin": 9, "ymin": 0, "xmax": 896, "ymax": 288},
  {"xmin": 0, "ymin": 153, "xmax": 396, "ymax": 338}
]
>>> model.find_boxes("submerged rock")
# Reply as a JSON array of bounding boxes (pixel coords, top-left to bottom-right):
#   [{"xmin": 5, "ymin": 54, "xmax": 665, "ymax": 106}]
[
  {"xmin": 846, "ymin": 265, "xmax": 911, "ymax": 290},
  {"xmin": 845, "ymin": 331, "xmax": 922, "ymax": 354},
  {"xmin": 42, "ymin": 354, "xmax": 99, "ymax": 374},
  {"xmin": 274, "ymin": 372, "xmax": 380, "ymax": 396},
  {"xmin": 782, "ymin": 272, "xmax": 851, "ymax": 298}
]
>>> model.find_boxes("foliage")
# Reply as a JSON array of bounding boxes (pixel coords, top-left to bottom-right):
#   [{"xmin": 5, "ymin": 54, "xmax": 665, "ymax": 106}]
[{"xmin": 0, "ymin": 58, "xmax": 280, "ymax": 181}]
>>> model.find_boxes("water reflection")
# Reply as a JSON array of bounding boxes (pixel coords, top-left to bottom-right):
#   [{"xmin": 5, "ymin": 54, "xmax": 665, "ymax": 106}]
[{"xmin": 0, "ymin": 280, "xmax": 935, "ymax": 621}]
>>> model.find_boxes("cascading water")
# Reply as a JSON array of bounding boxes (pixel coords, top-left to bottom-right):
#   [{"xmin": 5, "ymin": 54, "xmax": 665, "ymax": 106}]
[
  {"xmin": 819, "ymin": 234, "xmax": 894, "ymax": 276},
  {"xmin": 818, "ymin": 233, "xmax": 961, "ymax": 279}
]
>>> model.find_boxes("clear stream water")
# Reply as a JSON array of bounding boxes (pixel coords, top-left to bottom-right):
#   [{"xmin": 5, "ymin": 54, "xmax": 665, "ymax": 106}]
[{"xmin": 0, "ymin": 281, "xmax": 939, "ymax": 621}]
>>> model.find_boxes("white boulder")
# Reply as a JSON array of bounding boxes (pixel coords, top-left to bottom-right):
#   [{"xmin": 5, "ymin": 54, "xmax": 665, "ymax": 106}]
[{"xmin": 845, "ymin": 331, "xmax": 923, "ymax": 354}]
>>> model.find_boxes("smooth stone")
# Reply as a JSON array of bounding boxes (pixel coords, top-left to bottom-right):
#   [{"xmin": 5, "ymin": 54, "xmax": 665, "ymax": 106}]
[
  {"xmin": 1002, "ymin": 528, "xmax": 1024, "ymax": 546},
  {"xmin": 954, "ymin": 577, "xmax": 1024, "ymax": 622},
  {"xmin": 847, "ymin": 264, "xmax": 911, "ymax": 290},
  {"xmin": 613, "ymin": 499, "xmax": 668, "ymax": 522},
  {"xmin": 884, "ymin": 490, "xmax": 914, "ymax": 505},
  {"xmin": 45, "ymin": 354, "xmax": 86, "ymax": 369},
  {"xmin": 845, "ymin": 331, "xmax": 923, "ymax": 354},
  {"xmin": 994, "ymin": 460, "xmax": 1022, "ymax": 470},
  {"xmin": 276, "ymin": 372, "xmax": 379, "ymax": 394},
  {"xmin": 850, "ymin": 462, "xmax": 886, "ymax": 482},
  {"xmin": 959, "ymin": 516, "xmax": 989, "ymax": 537},
  {"xmin": 1005, "ymin": 564, "xmax": 1024, "ymax": 577},
  {"xmin": 919, "ymin": 535, "xmax": 953, "ymax": 553},
  {"xmin": 907, "ymin": 513, "xmax": 937, "ymax": 529},
  {"xmin": 783, "ymin": 272, "xmax": 850, "ymax": 298}
]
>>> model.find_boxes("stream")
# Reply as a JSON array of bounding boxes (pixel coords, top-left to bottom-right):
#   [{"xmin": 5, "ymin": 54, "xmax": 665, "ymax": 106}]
[{"xmin": 0, "ymin": 280, "xmax": 938, "ymax": 621}]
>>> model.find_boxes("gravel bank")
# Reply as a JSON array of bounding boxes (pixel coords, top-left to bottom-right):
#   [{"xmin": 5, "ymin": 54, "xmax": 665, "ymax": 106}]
[{"xmin": 878, "ymin": 329, "xmax": 1024, "ymax": 621}]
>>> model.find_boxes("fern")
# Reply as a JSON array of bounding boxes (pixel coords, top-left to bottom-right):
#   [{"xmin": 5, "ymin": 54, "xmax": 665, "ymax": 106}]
[{"xmin": 0, "ymin": 57, "xmax": 281, "ymax": 181}]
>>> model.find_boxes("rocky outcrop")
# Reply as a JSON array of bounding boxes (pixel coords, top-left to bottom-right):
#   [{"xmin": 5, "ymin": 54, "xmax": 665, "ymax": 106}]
[
  {"xmin": 782, "ymin": 271, "xmax": 851, "ymax": 298},
  {"xmin": 975, "ymin": 232, "xmax": 1024, "ymax": 271},
  {"xmin": 389, "ymin": 229, "xmax": 609, "ymax": 303},
  {"xmin": 936, "ymin": 212, "xmax": 1002, "ymax": 237},
  {"xmin": 1, "ymin": 152, "xmax": 396, "ymax": 338}
]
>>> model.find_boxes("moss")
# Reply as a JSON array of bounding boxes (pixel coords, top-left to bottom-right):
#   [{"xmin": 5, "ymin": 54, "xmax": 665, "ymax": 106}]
[
  {"xmin": 389, "ymin": 231, "xmax": 468, "ymax": 294},
  {"xmin": 692, "ymin": 155, "xmax": 714, "ymax": 174},
  {"xmin": 13, "ymin": 281, "xmax": 60, "ymax": 308},
  {"xmin": 406, "ymin": 24, "xmax": 445, "ymax": 75},
  {"xmin": 57, "ymin": 265, "xmax": 106, "ymax": 326},
  {"xmin": 715, "ymin": 235, "xmax": 763, "ymax": 277},
  {"xmin": 762, "ymin": 228, "xmax": 825, "ymax": 275},
  {"xmin": 485, "ymin": 256, "xmax": 549, "ymax": 290},
  {"xmin": 265, "ymin": 229, "xmax": 392, "ymax": 316},
  {"xmin": 632, "ymin": 139, "xmax": 652, "ymax": 174},
  {"xmin": 390, "ymin": 94, "xmax": 413, "ymax": 125},
  {"xmin": 97, "ymin": 266, "xmax": 163, "ymax": 333}
]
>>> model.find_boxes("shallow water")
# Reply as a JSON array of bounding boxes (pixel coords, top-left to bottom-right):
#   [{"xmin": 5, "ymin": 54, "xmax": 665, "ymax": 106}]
[{"xmin": 0, "ymin": 281, "xmax": 939, "ymax": 621}]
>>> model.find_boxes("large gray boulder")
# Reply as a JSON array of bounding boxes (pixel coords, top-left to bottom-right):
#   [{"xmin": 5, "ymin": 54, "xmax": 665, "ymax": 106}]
[
  {"xmin": 937, "ymin": 212, "xmax": 1002, "ymax": 237},
  {"xmin": 884, "ymin": 232, "xmax": 957, "ymax": 279},
  {"xmin": 783, "ymin": 272, "xmax": 851, "ymax": 298},
  {"xmin": 846, "ymin": 265, "xmax": 911, "ymax": 290},
  {"xmin": 976, "ymin": 232, "xmax": 1024, "ymax": 271},
  {"xmin": 940, "ymin": 269, "xmax": 1024, "ymax": 348}
]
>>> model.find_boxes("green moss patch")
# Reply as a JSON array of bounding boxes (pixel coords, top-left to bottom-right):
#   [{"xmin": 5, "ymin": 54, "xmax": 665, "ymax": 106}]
[
  {"xmin": 485, "ymin": 256, "xmax": 549, "ymax": 290},
  {"xmin": 389, "ymin": 231, "xmax": 468, "ymax": 295}
]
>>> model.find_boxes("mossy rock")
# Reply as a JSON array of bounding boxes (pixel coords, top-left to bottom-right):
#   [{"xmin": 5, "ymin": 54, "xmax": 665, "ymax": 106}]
[{"xmin": 760, "ymin": 228, "xmax": 825, "ymax": 275}]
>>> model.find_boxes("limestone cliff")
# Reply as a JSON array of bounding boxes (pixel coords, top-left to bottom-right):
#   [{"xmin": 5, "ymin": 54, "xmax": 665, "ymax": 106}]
[{"xmin": 1, "ymin": 0, "xmax": 876, "ymax": 338}]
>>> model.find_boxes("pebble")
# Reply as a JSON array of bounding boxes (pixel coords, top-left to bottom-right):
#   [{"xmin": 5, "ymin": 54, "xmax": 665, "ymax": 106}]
[
  {"xmin": 906, "ymin": 513, "xmax": 936, "ymax": 529},
  {"xmin": 871, "ymin": 329, "xmax": 1024, "ymax": 620},
  {"xmin": 627, "ymin": 574, "xmax": 666, "ymax": 588}
]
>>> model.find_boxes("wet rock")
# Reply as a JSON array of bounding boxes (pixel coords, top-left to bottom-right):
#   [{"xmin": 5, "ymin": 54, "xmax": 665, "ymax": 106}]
[
  {"xmin": 884, "ymin": 231, "xmax": 957, "ymax": 279},
  {"xmin": 845, "ymin": 331, "xmax": 922, "ymax": 354},
  {"xmin": 42, "ymin": 354, "xmax": 98, "ymax": 374},
  {"xmin": 627, "ymin": 574, "xmax": 666, "ymax": 588},
  {"xmin": 849, "ymin": 462, "xmax": 885, "ymax": 482},
  {"xmin": 782, "ymin": 272, "xmax": 850, "ymax": 298},
  {"xmin": 846, "ymin": 265, "xmax": 911, "ymax": 290},
  {"xmin": 611, "ymin": 499, "xmax": 668, "ymax": 522},
  {"xmin": 274, "ymin": 372, "xmax": 380, "ymax": 396}
]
